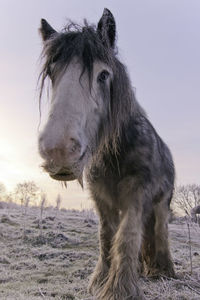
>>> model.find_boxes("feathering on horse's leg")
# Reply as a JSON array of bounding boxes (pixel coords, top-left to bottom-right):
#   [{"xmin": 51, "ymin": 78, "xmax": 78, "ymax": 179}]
[
  {"xmin": 97, "ymin": 179, "xmax": 145, "ymax": 300},
  {"xmin": 147, "ymin": 196, "xmax": 175, "ymax": 278},
  {"xmin": 89, "ymin": 198, "xmax": 119, "ymax": 294}
]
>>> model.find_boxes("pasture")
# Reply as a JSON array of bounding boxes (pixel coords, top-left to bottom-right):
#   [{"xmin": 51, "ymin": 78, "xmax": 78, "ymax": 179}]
[{"xmin": 0, "ymin": 202, "xmax": 199, "ymax": 299}]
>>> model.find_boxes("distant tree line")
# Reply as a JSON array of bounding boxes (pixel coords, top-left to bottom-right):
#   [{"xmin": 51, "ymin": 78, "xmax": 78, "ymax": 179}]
[
  {"xmin": 0, "ymin": 181, "xmax": 63, "ymax": 210},
  {"xmin": 0, "ymin": 181, "xmax": 43, "ymax": 206},
  {"xmin": 1, "ymin": 181, "xmax": 199, "ymax": 222}
]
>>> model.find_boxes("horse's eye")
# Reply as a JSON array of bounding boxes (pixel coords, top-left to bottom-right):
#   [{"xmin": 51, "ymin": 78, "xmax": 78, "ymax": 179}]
[
  {"xmin": 98, "ymin": 70, "xmax": 110, "ymax": 82},
  {"xmin": 47, "ymin": 63, "xmax": 55, "ymax": 79},
  {"xmin": 47, "ymin": 66, "xmax": 52, "ymax": 78}
]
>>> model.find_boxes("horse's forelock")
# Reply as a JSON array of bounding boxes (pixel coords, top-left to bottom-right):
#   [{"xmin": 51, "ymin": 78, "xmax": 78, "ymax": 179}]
[{"xmin": 39, "ymin": 22, "xmax": 114, "ymax": 92}]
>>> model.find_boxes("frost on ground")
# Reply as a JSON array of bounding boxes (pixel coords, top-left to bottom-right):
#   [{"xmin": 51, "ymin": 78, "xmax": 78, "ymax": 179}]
[{"xmin": 0, "ymin": 202, "xmax": 200, "ymax": 300}]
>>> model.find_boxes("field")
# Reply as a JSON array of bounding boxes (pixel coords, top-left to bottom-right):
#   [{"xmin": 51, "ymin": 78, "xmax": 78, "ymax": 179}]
[{"xmin": 0, "ymin": 202, "xmax": 200, "ymax": 300}]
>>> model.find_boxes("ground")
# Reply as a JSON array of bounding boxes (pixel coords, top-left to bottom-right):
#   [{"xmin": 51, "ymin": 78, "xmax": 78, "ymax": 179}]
[{"xmin": 0, "ymin": 202, "xmax": 200, "ymax": 300}]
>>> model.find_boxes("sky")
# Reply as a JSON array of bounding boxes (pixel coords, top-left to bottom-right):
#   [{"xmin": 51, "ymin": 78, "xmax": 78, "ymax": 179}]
[{"xmin": 0, "ymin": 0, "xmax": 199, "ymax": 208}]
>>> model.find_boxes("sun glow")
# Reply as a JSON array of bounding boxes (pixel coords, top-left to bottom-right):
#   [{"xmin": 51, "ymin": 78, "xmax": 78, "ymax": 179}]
[{"xmin": 0, "ymin": 142, "xmax": 36, "ymax": 190}]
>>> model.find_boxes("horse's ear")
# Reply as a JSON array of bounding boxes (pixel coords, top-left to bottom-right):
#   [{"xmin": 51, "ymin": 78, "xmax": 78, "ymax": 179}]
[
  {"xmin": 39, "ymin": 19, "xmax": 57, "ymax": 41},
  {"xmin": 97, "ymin": 8, "xmax": 116, "ymax": 48}
]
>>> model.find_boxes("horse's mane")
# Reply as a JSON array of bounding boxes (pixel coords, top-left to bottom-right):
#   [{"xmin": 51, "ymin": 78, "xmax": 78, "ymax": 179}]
[{"xmin": 39, "ymin": 21, "xmax": 146, "ymax": 155}]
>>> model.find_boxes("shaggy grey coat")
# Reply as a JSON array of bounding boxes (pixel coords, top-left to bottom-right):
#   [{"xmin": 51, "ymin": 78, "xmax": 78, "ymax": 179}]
[{"xmin": 39, "ymin": 8, "xmax": 175, "ymax": 300}]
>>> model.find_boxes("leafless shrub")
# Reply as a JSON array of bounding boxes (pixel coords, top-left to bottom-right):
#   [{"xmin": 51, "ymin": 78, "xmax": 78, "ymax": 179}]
[
  {"xmin": 23, "ymin": 197, "xmax": 30, "ymax": 238},
  {"xmin": 54, "ymin": 194, "xmax": 62, "ymax": 219},
  {"xmin": 82, "ymin": 208, "xmax": 97, "ymax": 225},
  {"xmin": 5, "ymin": 193, "xmax": 14, "ymax": 204},
  {"xmin": 173, "ymin": 184, "xmax": 200, "ymax": 218},
  {"xmin": 39, "ymin": 194, "xmax": 47, "ymax": 236},
  {"xmin": 48, "ymin": 194, "xmax": 63, "ymax": 234},
  {"xmin": 55, "ymin": 194, "xmax": 61, "ymax": 210},
  {"xmin": 0, "ymin": 182, "xmax": 6, "ymax": 201},
  {"xmin": 187, "ymin": 221, "xmax": 193, "ymax": 274}
]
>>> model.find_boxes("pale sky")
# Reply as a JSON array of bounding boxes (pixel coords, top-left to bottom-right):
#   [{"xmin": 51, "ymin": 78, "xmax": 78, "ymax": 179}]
[{"xmin": 0, "ymin": 0, "xmax": 199, "ymax": 208}]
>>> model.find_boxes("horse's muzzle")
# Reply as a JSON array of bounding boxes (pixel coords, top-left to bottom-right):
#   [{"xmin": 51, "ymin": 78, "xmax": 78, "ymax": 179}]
[{"xmin": 41, "ymin": 147, "xmax": 87, "ymax": 182}]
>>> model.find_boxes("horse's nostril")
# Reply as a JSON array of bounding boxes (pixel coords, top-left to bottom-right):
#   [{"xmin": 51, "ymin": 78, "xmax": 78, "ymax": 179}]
[{"xmin": 69, "ymin": 138, "xmax": 81, "ymax": 154}]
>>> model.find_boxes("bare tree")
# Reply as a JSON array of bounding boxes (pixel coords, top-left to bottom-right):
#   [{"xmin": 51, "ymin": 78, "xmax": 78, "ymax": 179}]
[
  {"xmin": 0, "ymin": 182, "xmax": 6, "ymax": 200},
  {"xmin": 22, "ymin": 197, "xmax": 30, "ymax": 238},
  {"xmin": 173, "ymin": 184, "xmax": 200, "ymax": 216},
  {"xmin": 54, "ymin": 194, "xmax": 62, "ymax": 221},
  {"xmin": 39, "ymin": 194, "xmax": 47, "ymax": 236},
  {"xmin": 15, "ymin": 181, "xmax": 39, "ymax": 206},
  {"xmin": 6, "ymin": 193, "xmax": 14, "ymax": 204},
  {"xmin": 56, "ymin": 194, "xmax": 62, "ymax": 210}
]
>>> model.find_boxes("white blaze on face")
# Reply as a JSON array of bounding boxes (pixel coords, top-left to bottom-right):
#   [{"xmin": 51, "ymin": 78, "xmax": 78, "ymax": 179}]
[{"xmin": 39, "ymin": 57, "xmax": 112, "ymax": 179}]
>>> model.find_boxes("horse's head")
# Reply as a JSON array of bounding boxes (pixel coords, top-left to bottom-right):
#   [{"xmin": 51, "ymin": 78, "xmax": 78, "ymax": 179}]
[{"xmin": 38, "ymin": 9, "xmax": 118, "ymax": 182}]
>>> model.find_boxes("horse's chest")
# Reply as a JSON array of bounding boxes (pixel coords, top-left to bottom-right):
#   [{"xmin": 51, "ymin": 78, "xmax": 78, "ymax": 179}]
[{"xmin": 87, "ymin": 166, "xmax": 119, "ymax": 209}]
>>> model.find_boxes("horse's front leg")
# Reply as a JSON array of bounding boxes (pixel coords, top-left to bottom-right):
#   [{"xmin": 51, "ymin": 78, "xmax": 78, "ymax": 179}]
[
  {"xmin": 97, "ymin": 178, "xmax": 145, "ymax": 300},
  {"xmin": 88, "ymin": 197, "xmax": 119, "ymax": 294}
]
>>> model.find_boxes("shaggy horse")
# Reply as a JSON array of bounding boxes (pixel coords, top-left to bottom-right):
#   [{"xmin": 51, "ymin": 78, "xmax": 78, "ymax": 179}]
[{"xmin": 38, "ymin": 8, "xmax": 175, "ymax": 300}]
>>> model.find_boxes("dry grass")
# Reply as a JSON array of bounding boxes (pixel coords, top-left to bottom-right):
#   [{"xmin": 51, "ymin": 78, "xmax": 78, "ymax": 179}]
[{"xmin": 0, "ymin": 202, "xmax": 199, "ymax": 299}]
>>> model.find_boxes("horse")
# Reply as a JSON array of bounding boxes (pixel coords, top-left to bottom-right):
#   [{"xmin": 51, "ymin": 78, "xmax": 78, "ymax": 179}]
[{"xmin": 38, "ymin": 8, "xmax": 175, "ymax": 300}]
